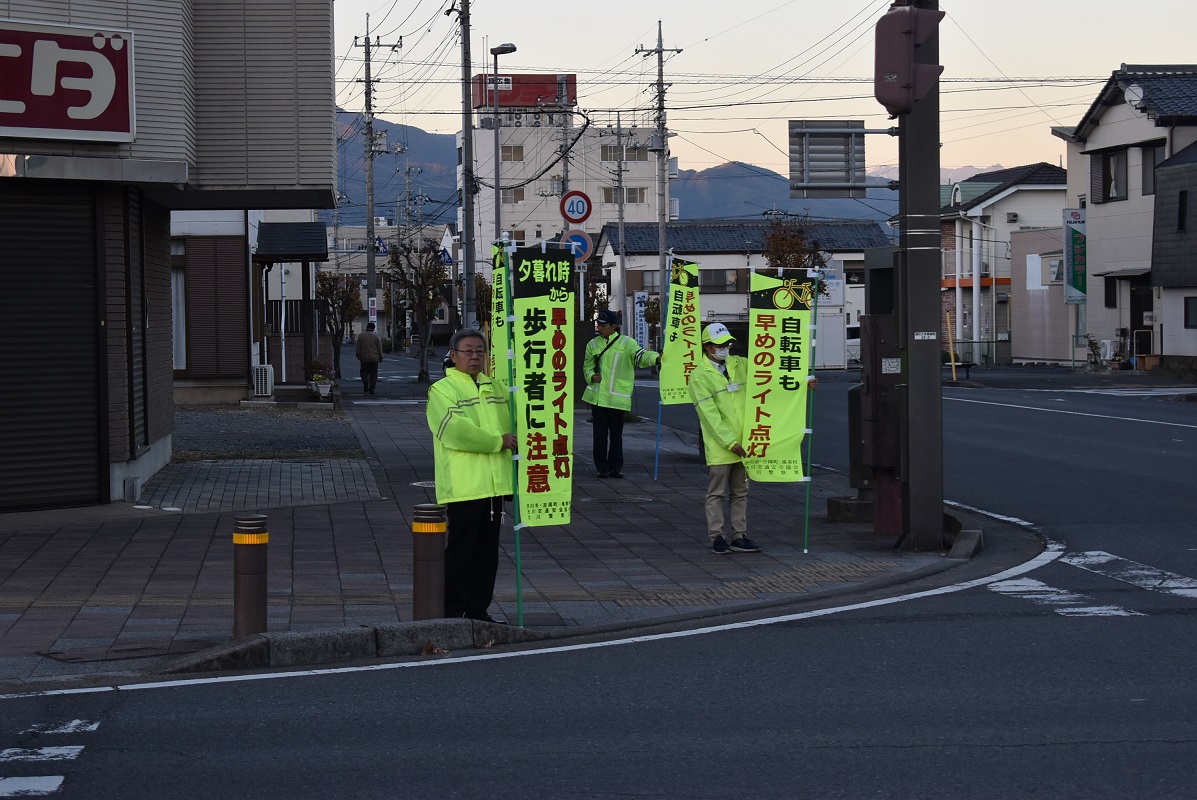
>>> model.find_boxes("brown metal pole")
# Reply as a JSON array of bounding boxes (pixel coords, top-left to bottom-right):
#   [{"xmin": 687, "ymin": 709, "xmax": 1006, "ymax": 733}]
[
  {"xmin": 233, "ymin": 513, "xmax": 269, "ymax": 639},
  {"xmin": 412, "ymin": 504, "xmax": 446, "ymax": 620}
]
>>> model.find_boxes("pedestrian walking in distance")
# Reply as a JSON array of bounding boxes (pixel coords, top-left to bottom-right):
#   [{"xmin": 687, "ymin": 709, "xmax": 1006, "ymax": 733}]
[
  {"xmin": 582, "ymin": 308, "xmax": 662, "ymax": 479},
  {"xmin": 355, "ymin": 321, "xmax": 383, "ymax": 395},
  {"xmin": 426, "ymin": 329, "xmax": 516, "ymax": 623}
]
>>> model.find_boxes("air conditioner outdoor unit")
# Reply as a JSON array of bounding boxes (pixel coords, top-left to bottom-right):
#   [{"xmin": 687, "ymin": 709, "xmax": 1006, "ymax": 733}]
[
  {"xmin": 253, "ymin": 365, "xmax": 274, "ymax": 397},
  {"xmin": 1100, "ymin": 340, "xmax": 1114, "ymax": 361}
]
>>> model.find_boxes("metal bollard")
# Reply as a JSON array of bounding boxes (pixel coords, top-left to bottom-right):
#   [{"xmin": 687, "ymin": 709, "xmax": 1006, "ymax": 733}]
[
  {"xmin": 411, "ymin": 504, "xmax": 446, "ymax": 620},
  {"xmin": 233, "ymin": 513, "xmax": 269, "ymax": 639}
]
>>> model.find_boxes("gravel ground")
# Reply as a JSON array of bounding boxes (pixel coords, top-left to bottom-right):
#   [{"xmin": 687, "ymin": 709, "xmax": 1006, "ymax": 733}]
[{"xmin": 172, "ymin": 406, "xmax": 364, "ymax": 460}]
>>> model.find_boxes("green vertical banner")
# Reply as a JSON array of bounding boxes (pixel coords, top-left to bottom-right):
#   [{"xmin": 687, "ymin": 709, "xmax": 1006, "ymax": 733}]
[
  {"xmin": 742, "ymin": 271, "xmax": 816, "ymax": 483},
  {"xmin": 660, "ymin": 258, "xmax": 701, "ymax": 405},
  {"xmin": 489, "ymin": 245, "xmax": 510, "ymax": 377},
  {"xmin": 511, "ymin": 245, "xmax": 575, "ymax": 526},
  {"xmin": 1063, "ymin": 208, "xmax": 1087, "ymax": 305}
]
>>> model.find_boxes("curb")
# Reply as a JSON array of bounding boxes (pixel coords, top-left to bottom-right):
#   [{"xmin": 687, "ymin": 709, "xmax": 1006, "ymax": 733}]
[{"xmin": 160, "ymin": 619, "xmax": 552, "ymax": 674}]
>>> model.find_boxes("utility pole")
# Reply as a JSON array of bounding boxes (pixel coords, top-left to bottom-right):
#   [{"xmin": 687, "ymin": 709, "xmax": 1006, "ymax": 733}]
[
  {"xmin": 355, "ymin": 16, "xmax": 401, "ymax": 327},
  {"xmin": 873, "ymin": 0, "xmax": 945, "ymax": 550},
  {"xmin": 449, "ymin": 0, "xmax": 479, "ymax": 329},
  {"xmin": 614, "ymin": 112, "xmax": 628, "ymax": 326},
  {"xmin": 638, "ymin": 22, "xmax": 681, "ymax": 349}
]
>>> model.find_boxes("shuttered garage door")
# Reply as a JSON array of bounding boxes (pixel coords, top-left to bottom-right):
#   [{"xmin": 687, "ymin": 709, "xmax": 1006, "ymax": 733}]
[{"xmin": 0, "ymin": 186, "xmax": 102, "ymax": 510}]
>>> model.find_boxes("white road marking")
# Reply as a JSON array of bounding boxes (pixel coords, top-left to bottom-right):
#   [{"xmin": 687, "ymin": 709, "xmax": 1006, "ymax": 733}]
[
  {"xmin": 21, "ymin": 721, "xmax": 99, "ymax": 735},
  {"xmin": 0, "ymin": 747, "xmax": 83, "ymax": 762},
  {"xmin": 987, "ymin": 577, "xmax": 1143, "ymax": 617},
  {"xmin": 0, "ymin": 531, "xmax": 1067, "ymax": 700},
  {"xmin": 945, "ymin": 397, "xmax": 1197, "ymax": 430},
  {"xmin": 0, "ymin": 777, "xmax": 64, "ymax": 796},
  {"xmin": 1061, "ymin": 551, "xmax": 1197, "ymax": 599},
  {"xmin": 1023, "ymin": 387, "xmax": 1197, "ymax": 397}
]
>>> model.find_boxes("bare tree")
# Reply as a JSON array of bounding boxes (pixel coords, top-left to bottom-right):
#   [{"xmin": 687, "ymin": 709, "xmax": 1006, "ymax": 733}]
[
  {"xmin": 762, "ymin": 215, "xmax": 828, "ymax": 289},
  {"xmin": 315, "ymin": 271, "xmax": 363, "ymax": 379},
  {"xmin": 387, "ymin": 241, "xmax": 448, "ymax": 383}
]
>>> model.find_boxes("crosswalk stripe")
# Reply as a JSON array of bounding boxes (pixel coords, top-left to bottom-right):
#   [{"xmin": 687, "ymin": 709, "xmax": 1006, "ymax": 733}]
[
  {"xmin": 1061, "ymin": 551, "xmax": 1197, "ymax": 598},
  {"xmin": 21, "ymin": 720, "xmax": 99, "ymax": 735},
  {"xmin": 0, "ymin": 777, "xmax": 65, "ymax": 796},
  {"xmin": 987, "ymin": 577, "xmax": 1144, "ymax": 616},
  {"xmin": 0, "ymin": 746, "xmax": 83, "ymax": 762}
]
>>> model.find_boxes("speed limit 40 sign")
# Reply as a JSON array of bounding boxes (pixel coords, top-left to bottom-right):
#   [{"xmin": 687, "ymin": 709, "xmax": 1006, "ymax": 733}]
[{"xmin": 560, "ymin": 190, "xmax": 592, "ymax": 225}]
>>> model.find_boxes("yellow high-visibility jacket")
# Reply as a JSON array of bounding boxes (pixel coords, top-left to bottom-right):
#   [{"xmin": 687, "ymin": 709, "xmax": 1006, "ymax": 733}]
[
  {"xmin": 426, "ymin": 368, "xmax": 513, "ymax": 503},
  {"xmin": 688, "ymin": 355, "xmax": 749, "ymax": 466},
  {"xmin": 581, "ymin": 333, "xmax": 660, "ymax": 412}
]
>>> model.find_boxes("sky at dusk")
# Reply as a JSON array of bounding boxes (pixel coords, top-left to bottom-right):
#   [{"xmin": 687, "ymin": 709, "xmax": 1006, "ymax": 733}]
[{"xmin": 333, "ymin": 0, "xmax": 1197, "ymax": 179}]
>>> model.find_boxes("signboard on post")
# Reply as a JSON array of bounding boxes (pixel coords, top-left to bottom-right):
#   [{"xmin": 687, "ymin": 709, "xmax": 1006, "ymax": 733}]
[
  {"xmin": 789, "ymin": 120, "xmax": 867, "ymax": 198},
  {"xmin": 1063, "ymin": 208, "xmax": 1087, "ymax": 304},
  {"xmin": 633, "ymin": 291, "xmax": 649, "ymax": 350},
  {"xmin": 560, "ymin": 229, "xmax": 593, "ymax": 263},
  {"xmin": 560, "ymin": 191, "xmax": 592, "ymax": 225}
]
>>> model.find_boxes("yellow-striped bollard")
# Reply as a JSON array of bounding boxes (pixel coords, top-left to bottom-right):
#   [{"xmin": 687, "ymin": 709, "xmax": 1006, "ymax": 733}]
[
  {"xmin": 233, "ymin": 513, "xmax": 268, "ymax": 638},
  {"xmin": 412, "ymin": 504, "xmax": 446, "ymax": 620}
]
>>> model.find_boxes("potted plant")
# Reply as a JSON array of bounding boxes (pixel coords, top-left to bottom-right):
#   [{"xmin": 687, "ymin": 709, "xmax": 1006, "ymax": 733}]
[{"xmin": 305, "ymin": 360, "xmax": 335, "ymax": 399}]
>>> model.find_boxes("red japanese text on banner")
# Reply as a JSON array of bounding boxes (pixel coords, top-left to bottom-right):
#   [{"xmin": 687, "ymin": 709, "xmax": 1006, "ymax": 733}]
[
  {"xmin": 660, "ymin": 258, "xmax": 701, "ymax": 405},
  {"xmin": 511, "ymin": 246, "xmax": 575, "ymax": 526}
]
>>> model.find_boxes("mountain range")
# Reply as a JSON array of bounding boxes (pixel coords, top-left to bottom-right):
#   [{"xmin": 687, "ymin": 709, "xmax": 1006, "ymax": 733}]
[{"xmin": 327, "ymin": 111, "xmax": 999, "ymax": 228}]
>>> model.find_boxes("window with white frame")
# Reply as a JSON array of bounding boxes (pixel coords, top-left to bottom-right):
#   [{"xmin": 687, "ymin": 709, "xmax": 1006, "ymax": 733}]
[
  {"xmin": 602, "ymin": 186, "xmax": 647, "ymax": 204},
  {"xmin": 640, "ymin": 270, "xmax": 660, "ymax": 292},
  {"xmin": 501, "ymin": 187, "xmax": 525, "ymax": 204},
  {"xmin": 501, "ymin": 144, "xmax": 524, "ymax": 162},
  {"xmin": 600, "ymin": 145, "xmax": 651, "ymax": 163},
  {"xmin": 1093, "ymin": 149, "xmax": 1128, "ymax": 203}
]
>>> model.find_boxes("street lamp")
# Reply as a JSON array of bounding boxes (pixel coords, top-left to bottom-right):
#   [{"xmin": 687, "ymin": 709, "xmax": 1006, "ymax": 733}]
[{"xmin": 490, "ymin": 43, "xmax": 516, "ymax": 251}]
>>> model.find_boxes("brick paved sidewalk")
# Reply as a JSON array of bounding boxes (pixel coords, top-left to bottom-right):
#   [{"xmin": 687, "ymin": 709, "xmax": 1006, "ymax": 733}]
[{"xmin": 0, "ymin": 371, "xmax": 943, "ymax": 686}]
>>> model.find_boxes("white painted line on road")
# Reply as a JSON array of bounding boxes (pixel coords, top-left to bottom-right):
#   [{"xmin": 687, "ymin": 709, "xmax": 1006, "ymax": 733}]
[
  {"xmin": 0, "ymin": 746, "xmax": 83, "ymax": 762},
  {"xmin": 945, "ymin": 397, "xmax": 1197, "ymax": 430},
  {"xmin": 1061, "ymin": 551, "xmax": 1197, "ymax": 599},
  {"xmin": 987, "ymin": 577, "xmax": 1143, "ymax": 617},
  {"xmin": 0, "ymin": 529, "xmax": 1066, "ymax": 700},
  {"xmin": 21, "ymin": 720, "xmax": 99, "ymax": 735},
  {"xmin": 0, "ymin": 777, "xmax": 64, "ymax": 796}
]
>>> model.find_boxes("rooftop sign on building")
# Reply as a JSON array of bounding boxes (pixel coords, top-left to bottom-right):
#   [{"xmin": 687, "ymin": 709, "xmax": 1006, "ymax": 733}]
[
  {"xmin": 0, "ymin": 19, "xmax": 136, "ymax": 143},
  {"xmin": 471, "ymin": 73, "xmax": 577, "ymax": 110}
]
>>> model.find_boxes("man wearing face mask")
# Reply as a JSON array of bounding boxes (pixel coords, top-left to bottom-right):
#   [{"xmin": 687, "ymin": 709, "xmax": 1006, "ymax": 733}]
[
  {"xmin": 688, "ymin": 322, "xmax": 758, "ymax": 554},
  {"xmin": 690, "ymin": 322, "xmax": 817, "ymax": 554}
]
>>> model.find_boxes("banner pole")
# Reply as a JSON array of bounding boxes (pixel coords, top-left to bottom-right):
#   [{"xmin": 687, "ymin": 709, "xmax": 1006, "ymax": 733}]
[
  {"xmin": 653, "ymin": 258, "xmax": 673, "ymax": 481},
  {"xmin": 500, "ymin": 244, "xmax": 524, "ymax": 626},
  {"xmin": 802, "ymin": 269, "xmax": 821, "ymax": 555}
]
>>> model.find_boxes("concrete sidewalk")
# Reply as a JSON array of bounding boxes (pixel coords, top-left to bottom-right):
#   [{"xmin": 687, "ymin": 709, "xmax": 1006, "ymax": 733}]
[{"xmin": 0, "ymin": 366, "xmax": 977, "ymax": 690}]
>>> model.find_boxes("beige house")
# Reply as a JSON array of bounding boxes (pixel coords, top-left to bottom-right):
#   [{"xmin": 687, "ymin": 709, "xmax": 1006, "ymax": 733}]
[{"xmin": 1052, "ymin": 65, "xmax": 1197, "ymax": 368}]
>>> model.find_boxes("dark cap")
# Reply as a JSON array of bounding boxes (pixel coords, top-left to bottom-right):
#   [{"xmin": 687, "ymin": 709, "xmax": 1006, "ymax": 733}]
[{"xmin": 596, "ymin": 309, "xmax": 620, "ymax": 325}]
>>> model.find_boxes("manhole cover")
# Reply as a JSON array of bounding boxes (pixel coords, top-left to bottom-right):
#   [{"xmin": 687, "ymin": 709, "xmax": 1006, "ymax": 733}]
[{"xmin": 410, "ymin": 480, "xmax": 436, "ymax": 488}]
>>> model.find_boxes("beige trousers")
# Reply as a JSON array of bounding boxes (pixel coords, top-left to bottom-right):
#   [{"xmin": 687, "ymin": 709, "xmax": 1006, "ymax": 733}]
[{"xmin": 705, "ymin": 461, "xmax": 749, "ymax": 541}]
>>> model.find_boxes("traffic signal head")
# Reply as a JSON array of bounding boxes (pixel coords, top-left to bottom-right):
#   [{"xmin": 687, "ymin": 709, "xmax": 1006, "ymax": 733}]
[{"xmin": 874, "ymin": 3, "xmax": 945, "ymax": 116}]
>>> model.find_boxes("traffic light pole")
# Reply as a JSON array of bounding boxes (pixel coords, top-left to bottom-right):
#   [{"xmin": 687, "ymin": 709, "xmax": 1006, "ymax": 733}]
[{"xmin": 896, "ymin": 0, "xmax": 944, "ymax": 550}]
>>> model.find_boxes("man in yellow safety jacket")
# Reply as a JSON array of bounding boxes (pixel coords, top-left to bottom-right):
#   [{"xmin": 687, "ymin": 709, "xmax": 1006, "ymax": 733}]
[
  {"xmin": 426, "ymin": 329, "xmax": 516, "ymax": 622},
  {"xmin": 582, "ymin": 308, "xmax": 661, "ymax": 479}
]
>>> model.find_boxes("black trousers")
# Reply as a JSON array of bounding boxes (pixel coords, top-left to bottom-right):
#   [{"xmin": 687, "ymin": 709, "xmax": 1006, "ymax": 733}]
[
  {"xmin": 591, "ymin": 405, "xmax": 625, "ymax": 474},
  {"xmin": 360, "ymin": 361, "xmax": 379, "ymax": 392},
  {"xmin": 444, "ymin": 496, "xmax": 503, "ymax": 619}
]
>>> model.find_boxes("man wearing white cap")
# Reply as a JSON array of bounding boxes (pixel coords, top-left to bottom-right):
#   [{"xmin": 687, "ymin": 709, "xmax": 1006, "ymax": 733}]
[{"xmin": 688, "ymin": 322, "xmax": 758, "ymax": 554}]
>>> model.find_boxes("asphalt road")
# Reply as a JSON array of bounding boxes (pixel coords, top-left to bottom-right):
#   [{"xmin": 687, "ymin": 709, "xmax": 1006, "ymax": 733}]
[{"xmin": 5, "ymin": 365, "xmax": 1194, "ymax": 798}]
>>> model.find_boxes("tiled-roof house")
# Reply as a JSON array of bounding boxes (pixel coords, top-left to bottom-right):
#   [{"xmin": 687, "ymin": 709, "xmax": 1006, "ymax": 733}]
[
  {"xmin": 1053, "ymin": 65, "xmax": 1197, "ymax": 369},
  {"xmin": 596, "ymin": 219, "xmax": 893, "ymax": 367}
]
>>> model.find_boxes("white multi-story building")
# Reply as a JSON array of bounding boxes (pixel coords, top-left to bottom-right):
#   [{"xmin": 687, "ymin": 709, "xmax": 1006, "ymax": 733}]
[{"xmin": 458, "ymin": 73, "xmax": 671, "ymax": 295}]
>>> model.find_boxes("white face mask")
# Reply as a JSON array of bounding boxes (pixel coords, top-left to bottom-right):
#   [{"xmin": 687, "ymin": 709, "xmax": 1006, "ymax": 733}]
[{"xmin": 712, "ymin": 346, "xmax": 729, "ymax": 361}]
